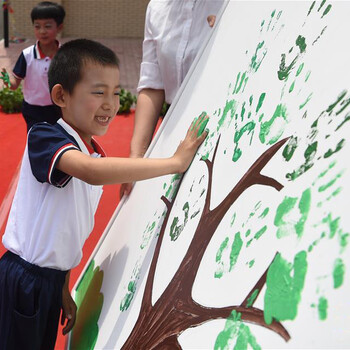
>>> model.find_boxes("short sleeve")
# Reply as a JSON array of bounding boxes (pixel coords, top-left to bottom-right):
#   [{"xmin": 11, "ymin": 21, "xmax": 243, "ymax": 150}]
[
  {"xmin": 13, "ymin": 52, "xmax": 27, "ymax": 79},
  {"xmin": 137, "ymin": 4, "xmax": 164, "ymax": 92},
  {"xmin": 28, "ymin": 123, "xmax": 80, "ymax": 187}
]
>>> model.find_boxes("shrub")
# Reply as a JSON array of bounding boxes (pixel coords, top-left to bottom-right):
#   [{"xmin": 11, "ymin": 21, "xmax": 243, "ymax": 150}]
[
  {"xmin": 118, "ymin": 88, "xmax": 137, "ymax": 114},
  {"xmin": 0, "ymin": 86, "xmax": 23, "ymax": 113}
]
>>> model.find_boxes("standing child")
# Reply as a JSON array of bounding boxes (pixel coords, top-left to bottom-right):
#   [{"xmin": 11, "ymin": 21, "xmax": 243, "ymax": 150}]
[
  {"xmin": 1, "ymin": 1, "xmax": 65, "ymax": 130},
  {"xmin": 0, "ymin": 39, "xmax": 209, "ymax": 350}
]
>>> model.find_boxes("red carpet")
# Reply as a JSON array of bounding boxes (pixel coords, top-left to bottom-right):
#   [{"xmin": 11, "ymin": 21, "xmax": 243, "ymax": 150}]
[{"xmin": 0, "ymin": 110, "xmax": 137, "ymax": 349}]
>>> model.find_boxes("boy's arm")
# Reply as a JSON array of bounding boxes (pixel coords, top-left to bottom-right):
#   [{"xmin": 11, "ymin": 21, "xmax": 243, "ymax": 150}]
[
  {"xmin": 57, "ymin": 116, "xmax": 208, "ymax": 186},
  {"xmin": 61, "ymin": 271, "xmax": 77, "ymax": 335},
  {"xmin": 1, "ymin": 68, "xmax": 21, "ymax": 90}
]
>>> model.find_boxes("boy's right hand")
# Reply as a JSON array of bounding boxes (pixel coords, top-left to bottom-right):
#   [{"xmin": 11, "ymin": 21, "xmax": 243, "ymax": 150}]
[
  {"xmin": 172, "ymin": 113, "xmax": 209, "ymax": 173},
  {"xmin": 0, "ymin": 68, "xmax": 10, "ymax": 88}
]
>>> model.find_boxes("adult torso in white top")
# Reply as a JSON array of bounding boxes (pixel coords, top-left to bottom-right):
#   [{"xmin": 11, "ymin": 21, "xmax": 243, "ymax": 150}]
[{"xmin": 138, "ymin": 0, "xmax": 225, "ymax": 104}]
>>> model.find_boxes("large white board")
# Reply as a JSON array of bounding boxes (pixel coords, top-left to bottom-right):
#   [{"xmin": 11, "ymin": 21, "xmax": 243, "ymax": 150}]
[{"xmin": 69, "ymin": 1, "xmax": 350, "ymax": 349}]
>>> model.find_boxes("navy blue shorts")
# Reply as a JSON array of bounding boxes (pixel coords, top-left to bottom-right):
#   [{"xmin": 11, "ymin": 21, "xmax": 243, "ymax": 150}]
[{"xmin": 0, "ymin": 251, "xmax": 68, "ymax": 350}]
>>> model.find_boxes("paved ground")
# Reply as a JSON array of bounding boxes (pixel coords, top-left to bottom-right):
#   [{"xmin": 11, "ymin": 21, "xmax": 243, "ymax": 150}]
[{"xmin": 0, "ymin": 37, "xmax": 143, "ymax": 94}]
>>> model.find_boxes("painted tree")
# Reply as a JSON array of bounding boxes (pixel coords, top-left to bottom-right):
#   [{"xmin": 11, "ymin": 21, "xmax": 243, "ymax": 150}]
[{"xmin": 121, "ymin": 135, "xmax": 292, "ymax": 349}]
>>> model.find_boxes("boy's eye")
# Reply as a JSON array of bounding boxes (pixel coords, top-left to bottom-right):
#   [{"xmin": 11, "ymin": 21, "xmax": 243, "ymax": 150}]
[
  {"xmin": 115, "ymin": 91, "xmax": 120, "ymax": 96},
  {"xmin": 91, "ymin": 91, "xmax": 104, "ymax": 95}
]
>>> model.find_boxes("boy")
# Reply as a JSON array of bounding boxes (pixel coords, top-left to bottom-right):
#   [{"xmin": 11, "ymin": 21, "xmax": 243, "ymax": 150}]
[
  {"xmin": 0, "ymin": 39, "xmax": 208, "ymax": 350},
  {"xmin": 2, "ymin": 1, "xmax": 65, "ymax": 130}
]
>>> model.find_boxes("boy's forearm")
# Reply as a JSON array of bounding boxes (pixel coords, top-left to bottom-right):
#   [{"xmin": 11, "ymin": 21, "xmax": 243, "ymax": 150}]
[
  {"xmin": 58, "ymin": 151, "xmax": 180, "ymax": 186},
  {"xmin": 9, "ymin": 75, "xmax": 21, "ymax": 90},
  {"xmin": 130, "ymin": 89, "xmax": 165, "ymax": 158},
  {"xmin": 64, "ymin": 270, "xmax": 71, "ymax": 290}
]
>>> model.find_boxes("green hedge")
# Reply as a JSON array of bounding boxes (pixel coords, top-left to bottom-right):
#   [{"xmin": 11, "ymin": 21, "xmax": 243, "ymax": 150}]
[{"xmin": 0, "ymin": 86, "xmax": 138, "ymax": 115}]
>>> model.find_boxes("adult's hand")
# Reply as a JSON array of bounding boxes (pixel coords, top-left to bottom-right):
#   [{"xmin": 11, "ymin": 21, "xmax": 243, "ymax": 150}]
[
  {"xmin": 119, "ymin": 182, "xmax": 133, "ymax": 198},
  {"xmin": 207, "ymin": 15, "xmax": 216, "ymax": 27}
]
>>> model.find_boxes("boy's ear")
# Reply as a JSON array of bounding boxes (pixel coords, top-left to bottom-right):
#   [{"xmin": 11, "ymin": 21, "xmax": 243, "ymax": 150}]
[{"xmin": 51, "ymin": 84, "xmax": 66, "ymax": 107}]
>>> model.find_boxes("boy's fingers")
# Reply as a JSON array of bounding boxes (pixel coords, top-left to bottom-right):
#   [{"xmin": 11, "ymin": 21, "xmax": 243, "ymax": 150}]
[
  {"xmin": 62, "ymin": 313, "xmax": 76, "ymax": 335},
  {"xmin": 60, "ymin": 310, "xmax": 66, "ymax": 325}
]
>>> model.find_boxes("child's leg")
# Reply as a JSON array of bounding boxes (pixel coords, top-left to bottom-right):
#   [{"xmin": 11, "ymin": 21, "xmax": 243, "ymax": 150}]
[{"xmin": 0, "ymin": 251, "xmax": 67, "ymax": 350}]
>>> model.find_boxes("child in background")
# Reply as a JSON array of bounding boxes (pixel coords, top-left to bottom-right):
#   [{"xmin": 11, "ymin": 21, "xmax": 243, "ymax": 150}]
[
  {"xmin": 0, "ymin": 38, "xmax": 208, "ymax": 350},
  {"xmin": 2, "ymin": 1, "xmax": 65, "ymax": 130}
]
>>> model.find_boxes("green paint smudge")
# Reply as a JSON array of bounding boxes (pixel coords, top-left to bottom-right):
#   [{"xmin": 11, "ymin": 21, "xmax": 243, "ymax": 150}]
[
  {"xmin": 339, "ymin": 232, "xmax": 349, "ymax": 253},
  {"xmin": 307, "ymin": 1, "xmax": 316, "ymax": 16},
  {"xmin": 120, "ymin": 264, "xmax": 140, "ymax": 311},
  {"xmin": 217, "ymin": 99, "xmax": 237, "ymax": 131},
  {"xmin": 295, "ymin": 188, "xmax": 311, "ymax": 238},
  {"xmin": 235, "ymin": 71, "xmax": 247, "ymax": 94},
  {"xmin": 296, "ymin": 35, "xmax": 307, "ymax": 53},
  {"xmin": 140, "ymin": 221, "xmax": 156, "ymax": 249},
  {"xmin": 324, "ymin": 139, "xmax": 345, "ymax": 158},
  {"xmin": 169, "ymin": 202, "xmax": 189, "ymax": 241},
  {"xmin": 258, "ymin": 207, "xmax": 269, "ymax": 219},
  {"xmin": 318, "ymin": 296, "xmax": 328, "ymax": 320},
  {"xmin": 278, "ymin": 54, "xmax": 298, "ymax": 81},
  {"xmin": 286, "ymin": 141, "xmax": 317, "ymax": 181},
  {"xmin": 250, "ymin": 41, "xmax": 266, "ymax": 72},
  {"xmin": 322, "ymin": 4, "xmax": 332, "ymax": 17},
  {"xmin": 246, "ymin": 289, "xmax": 259, "ymax": 308},
  {"xmin": 264, "ymin": 251, "xmax": 307, "ymax": 324},
  {"xmin": 230, "ymin": 232, "xmax": 243, "ymax": 271},
  {"xmin": 259, "ymin": 103, "xmax": 288, "ymax": 145},
  {"xmin": 256, "ymin": 93, "xmax": 266, "ymax": 113},
  {"xmin": 282, "ymin": 136, "xmax": 298, "ymax": 161},
  {"xmin": 232, "ymin": 121, "xmax": 256, "ymax": 162},
  {"xmin": 254, "ymin": 226, "xmax": 267, "ymax": 240},
  {"xmin": 215, "ymin": 310, "xmax": 261, "ymax": 350},
  {"xmin": 305, "ymin": 71, "xmax": 311, "ymax": 82},
  {"xmin": 335, "ymin": 113, "xmax": 350, "ymax": 131},
  {"xmin": 215, "ymin": 237, "xmax": 229, "ymax": 279},
  {"xmin": 318, "ymin": 171, "xmax": 343, "ymax": 192},
  {"xmin": 333, "ymin": 258, "xmax": 345, "ymax": 289},
  {"xmin": 289, "ymin": 81, "xmax": 295, "ymax": 93},
  {"xmin": 299, "ymin": 93, "xmax": 313, "ymax": 109},
  {"xmin": 327, "ymin": 90, "xmax": 347, "ymax": 114},
  {"xmin": 72, "ymin": 260, "xmax": 104, "ymax": 350},
  {"xmin": 274, "ymin": 196, "xmax": 298, "ymax": 238},
  {"xmin": 318, "ymin": 0, "xmax": 326, "ymax": 12},
  {"xmin": 274, "ymin": 189, "xmax": 311, "ymax": 239},
  {"xmin": 296, "ymin": 63, "xmax": 304, "ymax": 76},
  {"xmin": 248, "ymin": 259, "xmax": 255, "ymax": 268}
]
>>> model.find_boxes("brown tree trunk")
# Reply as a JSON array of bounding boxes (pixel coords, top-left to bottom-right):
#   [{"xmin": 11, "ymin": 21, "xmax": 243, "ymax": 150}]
[{"xmin": 122, "ymin": 138, "xmax": 290, "ymax": 349}]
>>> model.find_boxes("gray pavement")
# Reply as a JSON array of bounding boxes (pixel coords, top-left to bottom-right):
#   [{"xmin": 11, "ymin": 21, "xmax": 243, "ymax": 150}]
[{"xmin": 0, "ymin": 37, "xmax": 143, "ymax": 95}]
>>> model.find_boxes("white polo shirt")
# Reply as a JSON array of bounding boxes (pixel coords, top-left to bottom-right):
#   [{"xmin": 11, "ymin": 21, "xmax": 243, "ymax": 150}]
[
  {"xmin": 13, "ymin": 41, "xmax": 59, "ymax": 106},
  {"xmin": 2, "ymin": 119, "xmax": 105, "ymax": 271},
  {"xmin": 137, "ymin": 0, "xmax": 225, "ymax": 103}
]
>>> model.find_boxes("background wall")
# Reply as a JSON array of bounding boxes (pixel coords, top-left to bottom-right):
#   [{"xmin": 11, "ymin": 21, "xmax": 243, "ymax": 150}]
[{"xmin": 9, "ymin": 0, "xmax": 149, "ymax": 39}]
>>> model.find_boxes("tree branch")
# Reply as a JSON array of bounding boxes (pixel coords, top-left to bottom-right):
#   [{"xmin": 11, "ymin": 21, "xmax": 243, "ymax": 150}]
[
  {"xmin": 201, "ymin": 135, "xmax": 221, "ymax": 214},
  {"xmin": 183, "ymin": 301, "xmax": 290, "ymax": 342},
  {"xmin": 241, "ymin": 253, "xmax": 278, "ymax": 308},
  {"xmin": 211, "ymin": 137, "xmax": 289, "ymax": 223},
  {"xmin": 140, "ymin": 180, "xmax": 184, "ymax": 310}
]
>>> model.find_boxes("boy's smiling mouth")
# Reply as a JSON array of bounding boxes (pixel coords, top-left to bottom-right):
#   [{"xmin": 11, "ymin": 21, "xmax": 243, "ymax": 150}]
[{"xmin": 96, "ymin": 116, "xmax": 111, "ymax": 123}]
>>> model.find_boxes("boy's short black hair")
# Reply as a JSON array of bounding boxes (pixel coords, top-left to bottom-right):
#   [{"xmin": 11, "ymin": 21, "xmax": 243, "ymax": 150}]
[
  {"xmin": 48, "ymin": 39, "xmax": 120, "ymax": 94},
  {"xmin": 31, "ymin": 1, "xmax": 65, "ymax": 26}
]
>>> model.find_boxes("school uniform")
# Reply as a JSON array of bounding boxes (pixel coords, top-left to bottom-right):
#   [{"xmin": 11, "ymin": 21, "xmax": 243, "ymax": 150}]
[
  {"xmin": 13, "ymin": 41, "xmax": 61, "ymax": 130},
  {"xmin": 0, "ymin": 119, "xmax": 105, "ymax": 350}
]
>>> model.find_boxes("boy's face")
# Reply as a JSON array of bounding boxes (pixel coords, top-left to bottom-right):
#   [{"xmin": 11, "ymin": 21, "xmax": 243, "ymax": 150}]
[
  {"xmin": 61, "ymin": 62, "xmax": 120, "ymax": 143},
  {"xmin": 33, "ymin": 19, "xmax": 62, "ymax": 45}
]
